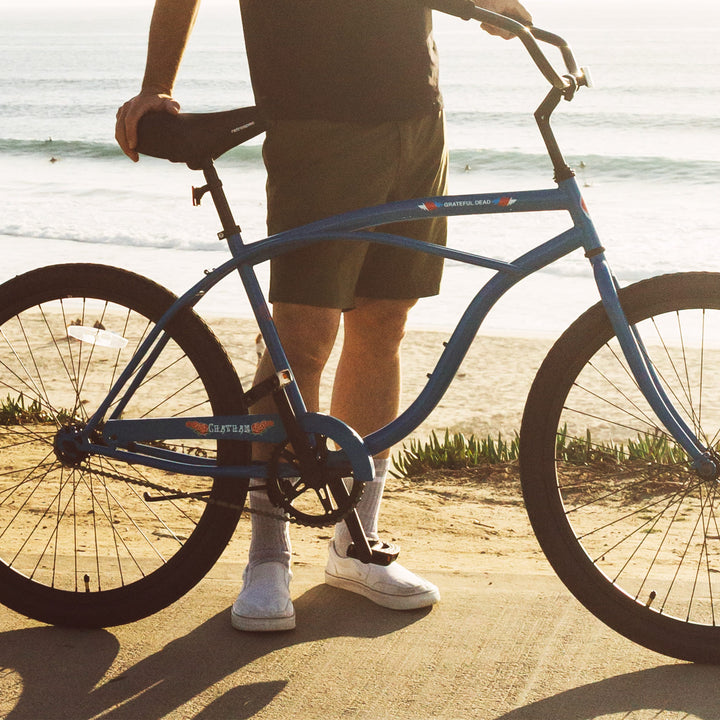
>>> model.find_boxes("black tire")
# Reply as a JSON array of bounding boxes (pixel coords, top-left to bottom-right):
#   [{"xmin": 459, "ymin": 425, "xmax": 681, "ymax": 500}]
[
  {"xmin": 0, "ymin": 264, "xmax": 249, "ymax": 627},
  {"xmin": 520, "ymin": 272, "xmax": 720, "ymax": 663}
]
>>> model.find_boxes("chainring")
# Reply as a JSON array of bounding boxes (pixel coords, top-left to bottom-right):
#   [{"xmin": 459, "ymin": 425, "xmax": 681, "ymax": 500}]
[{"xmin": 266, "ymin": 435, "xmax": 364, "ymax": 527}]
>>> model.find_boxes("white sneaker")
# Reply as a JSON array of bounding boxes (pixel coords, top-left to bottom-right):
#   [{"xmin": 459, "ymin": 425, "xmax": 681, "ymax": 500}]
[
  {"xmin": 325, "ymin": 541, "xmax": 440, "ymax": 610},
  {"xmin": 231, "ymin": 561, "xmax": 295, "ymax": 631}
]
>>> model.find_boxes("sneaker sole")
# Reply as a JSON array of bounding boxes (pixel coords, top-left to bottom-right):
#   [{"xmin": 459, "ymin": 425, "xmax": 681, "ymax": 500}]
[
  {"xmin": 324, "ymin": 571, "xmax": 440, "ymax": 610},
  {"xmin": 231, "ymin": 610, "xmax": 296, "ymax": 632}
]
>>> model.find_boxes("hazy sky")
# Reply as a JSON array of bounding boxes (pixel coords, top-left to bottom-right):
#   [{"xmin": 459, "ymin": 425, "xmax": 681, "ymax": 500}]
[
  {"xmin": 14, "ymin": 0, "xmax": 697, "ymax": 6},
  {"xmin": 12, "ymin": 0, "xmax": 717, "ymax": 29},
  {"xmin": 20, "ymin": 0, "xmax": 152, "ymax": 4}
]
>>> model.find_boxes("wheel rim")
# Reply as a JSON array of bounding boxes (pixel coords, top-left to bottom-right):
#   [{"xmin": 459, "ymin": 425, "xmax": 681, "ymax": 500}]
[
  {"xmin": 0, "ymin": 291, "xmax": 232, "ymax": 597},
  {"xmin": 554, "ymin": 304, "xmax": 720, "ymax": 627}
]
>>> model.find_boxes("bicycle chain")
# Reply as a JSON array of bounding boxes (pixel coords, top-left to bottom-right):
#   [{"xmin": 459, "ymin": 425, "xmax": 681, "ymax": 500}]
[
  {"xmin": 84, "ymin": 463, "xmax": 366, "ymax": 526},
  {"xmin": 86, "ymin": 463, "xmax": 296, "ymax": 524}
]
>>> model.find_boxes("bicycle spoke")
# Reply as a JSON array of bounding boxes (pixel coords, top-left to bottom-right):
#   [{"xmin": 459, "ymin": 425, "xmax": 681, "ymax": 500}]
[
  {"xmin": 0, "ymin": 295, "xmax": 219, "ymax": 591},
  {"xmin": 0, "ymin": 265, "xmax": 248, "ymax": 627},
  {"xmin": 547, "ymin": 302, "xmax": 720, "ymax": 629}
]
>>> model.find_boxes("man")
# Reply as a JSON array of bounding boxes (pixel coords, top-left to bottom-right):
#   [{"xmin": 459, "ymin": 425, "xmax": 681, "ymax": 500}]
[{"xmin": 116, "ymin": 0, "xmax": 531, "ymax": 632}]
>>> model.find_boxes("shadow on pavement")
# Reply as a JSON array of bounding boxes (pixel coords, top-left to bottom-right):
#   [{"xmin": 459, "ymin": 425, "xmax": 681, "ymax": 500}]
[
  {"xmin": 497, "ymin": 663, "xmax": 720, "ymax": 720},
  {"xmin": 0, "ymin": 584, "xmax": 430, "ymax": 720}
]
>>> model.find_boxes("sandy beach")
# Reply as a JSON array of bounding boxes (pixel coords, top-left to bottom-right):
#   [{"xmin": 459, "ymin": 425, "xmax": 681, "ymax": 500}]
[{"xmin": 204, "ymin": 315, "xmax": 555, "ymax": 454}]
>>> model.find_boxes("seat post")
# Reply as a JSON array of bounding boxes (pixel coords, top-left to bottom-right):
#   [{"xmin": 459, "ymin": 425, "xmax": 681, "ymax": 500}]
[{"xmin": 200, "ymin": 161, "xmax": 243, "ymax": 245}]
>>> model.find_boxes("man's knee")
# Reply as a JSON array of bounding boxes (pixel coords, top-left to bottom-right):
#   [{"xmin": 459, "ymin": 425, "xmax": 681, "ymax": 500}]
[
  {"xmin": 345, "ymin": 297, "xmax": 417, "ymax": 349},
  {"xmin": 272, "ymin": 302, "xmax": 341, "ymax": 374}
]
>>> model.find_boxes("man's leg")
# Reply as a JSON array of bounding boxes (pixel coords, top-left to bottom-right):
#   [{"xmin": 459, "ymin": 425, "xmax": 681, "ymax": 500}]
[
  {"xmin": 330, "ymin": 297, "xmax": 414, "ymax": 446},
  {"xmin": 330, "ymin": 297, "xmax": 409, "ymax": 546},
  {"xmin": 232, "ymin": 303, "xmax": 341, "ymax": 632},
  {"xmin": 257, "ymin": 302, "xmax": 343, "ymax": 416},
  {"xmin": 325, "ymin": 297, "xmax": 441, "ymax": 609}
]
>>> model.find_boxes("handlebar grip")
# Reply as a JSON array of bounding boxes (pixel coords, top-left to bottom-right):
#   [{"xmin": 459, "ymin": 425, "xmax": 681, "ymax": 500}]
[
  {"xmin": 428, "ymin": 0, "xmax": 477, "ymax": 20},
  {"xmin": 529, "ymin": 26, "xmax": 579, "ymax": 76},
  {"xmin": 427, "ymin": 0, "xmax": 583, "ymax": 94},
  {"xmin": 471, "ymin": 8, "xmax": 570, "ymax": 91}
]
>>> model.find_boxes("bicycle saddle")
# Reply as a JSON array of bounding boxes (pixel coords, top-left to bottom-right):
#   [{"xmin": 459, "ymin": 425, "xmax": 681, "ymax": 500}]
[{"xmin": 136, "ymin": 106, "xmax": 266, "ymax": 170}]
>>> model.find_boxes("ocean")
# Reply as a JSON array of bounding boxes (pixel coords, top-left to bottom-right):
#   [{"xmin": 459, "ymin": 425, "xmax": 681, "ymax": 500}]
[{"xmin": 2, "ymin": 0, "xmax": 719, "ymax": 336}]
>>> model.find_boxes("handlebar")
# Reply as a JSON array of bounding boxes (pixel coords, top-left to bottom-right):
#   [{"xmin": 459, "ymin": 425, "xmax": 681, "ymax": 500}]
[{"xmin": 428, "ymin": 0, "xmax": 590, "ymax": 96}]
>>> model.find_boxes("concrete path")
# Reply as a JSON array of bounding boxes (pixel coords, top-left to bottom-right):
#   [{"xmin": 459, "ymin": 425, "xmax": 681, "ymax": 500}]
[{"xmin": 2, "ymin": 556, "xmax": 720, "ymax": 720}]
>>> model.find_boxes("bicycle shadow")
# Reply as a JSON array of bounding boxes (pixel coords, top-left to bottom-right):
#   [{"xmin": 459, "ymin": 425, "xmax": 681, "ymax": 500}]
[
  {"xmin": 0, "ymin": 584, "xmax": 431, "ymax": 720},
  {"xmin": 495, "ymin": 663, "xmax": 720, "ymax": 720}
]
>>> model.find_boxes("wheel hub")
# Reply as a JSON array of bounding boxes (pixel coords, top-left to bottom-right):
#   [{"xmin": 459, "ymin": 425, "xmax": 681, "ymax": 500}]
[
  {"xmin": 693, "ymin": 451, "xmax": 720, "ymax": 482},
  {"xmin": 53, "ymin": 423, "xmax": 88, "ymax": 467}
]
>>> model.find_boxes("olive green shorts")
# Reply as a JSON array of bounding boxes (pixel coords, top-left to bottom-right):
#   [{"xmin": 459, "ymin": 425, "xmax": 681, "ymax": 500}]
[{"xmin": 264, "ymin": 111, "xmax": 448, "ymax": 310}]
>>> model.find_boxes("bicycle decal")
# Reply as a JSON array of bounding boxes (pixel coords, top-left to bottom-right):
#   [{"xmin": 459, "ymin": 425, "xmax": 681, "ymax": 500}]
[
  {"xmin": 185, "ymin": 419, "xmax": 276, "ymax": 437},
  {"xmin": 418, "ymin": 196, "xmax": 517, "ymax": 212},
  {"xmin": 185, "ymin": 420, "xmax": 210, "ymax": 436}
]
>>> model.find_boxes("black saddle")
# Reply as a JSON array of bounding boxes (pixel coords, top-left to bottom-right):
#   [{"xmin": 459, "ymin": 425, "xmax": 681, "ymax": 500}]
[{"xmin": 136, "ymin": 106, "xmax": 265, "ymax": 170}]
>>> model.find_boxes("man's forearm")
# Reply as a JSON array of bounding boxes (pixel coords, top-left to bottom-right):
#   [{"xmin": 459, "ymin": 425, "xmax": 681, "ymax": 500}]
[{"xmin": 141, "ymin": 0, "xmax": 202, "ymax": 96}]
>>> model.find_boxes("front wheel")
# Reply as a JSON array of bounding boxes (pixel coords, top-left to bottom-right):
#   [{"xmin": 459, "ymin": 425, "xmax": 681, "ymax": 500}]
[
  {"xmin": 521, "ymin": 272, "xmax": 720, "ymax": 663},
  {"xmin": 0, "ymin": 264, "xmax": 249, "ymax": 627}
]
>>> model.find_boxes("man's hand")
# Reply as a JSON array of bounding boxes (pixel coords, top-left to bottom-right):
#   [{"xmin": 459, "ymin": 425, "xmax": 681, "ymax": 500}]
[
  {"xmin": 475, "ymin": 0, "xmax": 532, "ymax": 39},
  {"xmin": 115, "ymin": 93, "xmax": 181, "ymax": 162}
]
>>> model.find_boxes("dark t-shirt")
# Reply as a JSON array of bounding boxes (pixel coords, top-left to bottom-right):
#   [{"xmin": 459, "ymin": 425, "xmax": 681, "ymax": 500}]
[{"xmin": 239, "ymin": 0, "xmax": 442, "ymax": 122}]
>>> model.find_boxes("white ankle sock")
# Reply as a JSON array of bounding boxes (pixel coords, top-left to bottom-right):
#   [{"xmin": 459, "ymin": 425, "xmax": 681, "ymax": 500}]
[
  {"xmin": 333, "ymin": 457, "xmax": 391, "ymax": 555},
  {"xmin": 247, "ymin": 478, "xmax": 292, "ymax": 570},
  {"xmin": 247, "ymin": 455, "xmax": 392, "ymax": 567}
]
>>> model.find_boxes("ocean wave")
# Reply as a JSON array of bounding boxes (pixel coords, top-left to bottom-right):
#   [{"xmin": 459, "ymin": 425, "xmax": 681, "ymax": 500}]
[
  {"xmin": 2, "ymin": 133, "xmax": 718, "ymax": 188},
  {"xmin": 445, "ymin": 108, "xmax": 720, "ymax": 133},
  {"xmin": 0, "ymin": 137, "xmax": 122, "ymax": 160},
  {"xmin": 0, "ymin": 137, "xmax": 265, "ymax": 164},
  {"xmin": 452, "ymin": 148, "xmax": 720, "ymax": 184},
  {"xmin": 562, "ymin": 113, "xmax": 720, "ymax": 133},
  {"xmin": 0, "ymin": 226, "xmax": 229, "ymax": 254}
]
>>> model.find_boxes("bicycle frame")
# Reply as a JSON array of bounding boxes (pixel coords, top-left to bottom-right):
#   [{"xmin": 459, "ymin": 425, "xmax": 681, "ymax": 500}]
[
  {"xmin": 87, "ymin": 163, "xmax": 715, "ymax": 481},
  {"xmin": 84, "ymin": 4, "xmax": 717, "ymax": 481}
]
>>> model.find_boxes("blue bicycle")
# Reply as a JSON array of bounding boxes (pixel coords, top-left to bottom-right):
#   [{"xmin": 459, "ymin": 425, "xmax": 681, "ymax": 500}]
[{"xmin": 1, "ymin": 4, "xmax": 719, "ymax": 663}]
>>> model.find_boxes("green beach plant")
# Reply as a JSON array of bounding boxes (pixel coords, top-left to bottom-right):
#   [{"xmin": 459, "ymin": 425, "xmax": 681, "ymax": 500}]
[
  {"xmin": 391, "ymin": 429, "xmax": 520, "ymax": 478},
  {"xmin": 392, "ymin": 425, "xmax": 690, "ymax": 478},
  {"xmin": 0, "ymin": 393, "xmax": 69, "ymax": 425}
]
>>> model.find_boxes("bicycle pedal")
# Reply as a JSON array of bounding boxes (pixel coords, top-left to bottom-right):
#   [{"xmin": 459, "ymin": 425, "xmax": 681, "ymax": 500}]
[{"xmin": 347, "ymin": 540, "xmax": 400, "ymax": 566}]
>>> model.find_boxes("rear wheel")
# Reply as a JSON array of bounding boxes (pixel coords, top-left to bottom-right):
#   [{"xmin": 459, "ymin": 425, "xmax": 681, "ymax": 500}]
[
  {"xmin": 521, "ymin": 272, "xmax": 720, "ymax": 663},
  {"xmin": 0, "ymin": 264, "xmax": 249, "ymax": 627}
]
